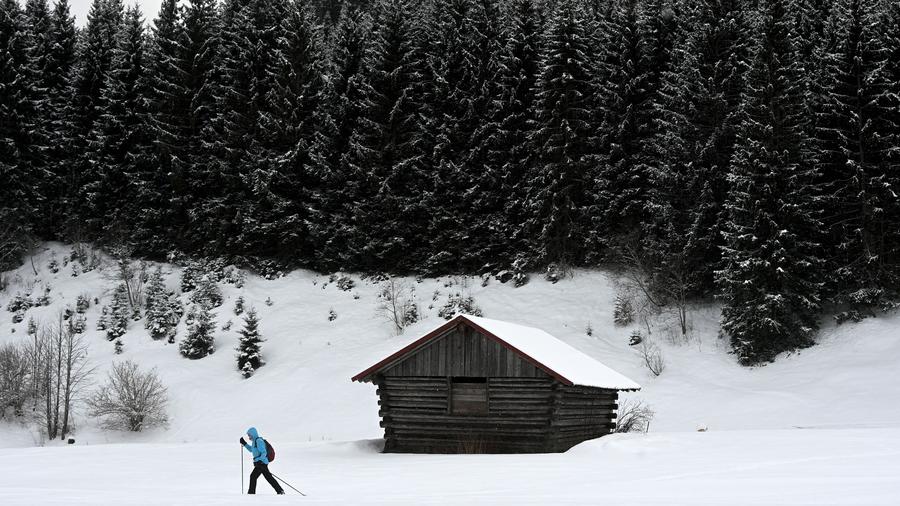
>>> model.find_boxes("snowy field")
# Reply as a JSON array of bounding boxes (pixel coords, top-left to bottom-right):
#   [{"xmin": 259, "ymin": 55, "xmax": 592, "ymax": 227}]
[
  {"xmin": 2, "ymin": 430, "xmax": 899, "ymax": 505},
  {"xmin": 2, "ymin": 243, "xmax": 900, "ymax": 504}
]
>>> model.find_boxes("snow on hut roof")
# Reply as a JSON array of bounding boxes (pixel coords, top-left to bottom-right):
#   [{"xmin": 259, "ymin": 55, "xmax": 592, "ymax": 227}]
[{"xmin": 352, "ymin": 314, "xmax": 641, "ymax": 391}]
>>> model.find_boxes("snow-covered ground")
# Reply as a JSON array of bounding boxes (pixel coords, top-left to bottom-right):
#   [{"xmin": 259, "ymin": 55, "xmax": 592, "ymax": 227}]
[{"xmin": 1, "ymin": 243, "xmax": 899, "ymax": 504}]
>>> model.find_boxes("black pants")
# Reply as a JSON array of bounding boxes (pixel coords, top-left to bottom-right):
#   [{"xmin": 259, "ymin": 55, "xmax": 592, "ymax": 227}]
[{"xmin": 248, "ymin": 461, "xmax": 284, "ymax": 494}]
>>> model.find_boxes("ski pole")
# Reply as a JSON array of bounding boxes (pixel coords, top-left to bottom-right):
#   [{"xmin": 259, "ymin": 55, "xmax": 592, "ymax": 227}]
[
  {"xmin": 271, "ymin": 472, "xmax": 306, "ymax": 496},
  {"xmin": 241, "ymin": 446, "xmax": 244, "ymax": 494}
]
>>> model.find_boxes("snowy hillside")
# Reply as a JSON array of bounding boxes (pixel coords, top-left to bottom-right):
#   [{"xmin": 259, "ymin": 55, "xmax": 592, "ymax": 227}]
[{"xmin": 1, "ymin": 243, "xmax": 899, "ymax": 504}]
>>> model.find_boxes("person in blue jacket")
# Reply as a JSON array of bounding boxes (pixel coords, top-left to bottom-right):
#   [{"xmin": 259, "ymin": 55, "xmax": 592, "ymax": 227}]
[{"xmin": 240, "ymin": 427, "xmax": 285, "ymax": 495}]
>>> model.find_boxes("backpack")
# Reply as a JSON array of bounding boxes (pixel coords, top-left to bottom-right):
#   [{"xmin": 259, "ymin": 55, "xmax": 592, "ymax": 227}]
[{"xmin": 261, "ymin": 438, "xmax": 275, "ymax": 462}]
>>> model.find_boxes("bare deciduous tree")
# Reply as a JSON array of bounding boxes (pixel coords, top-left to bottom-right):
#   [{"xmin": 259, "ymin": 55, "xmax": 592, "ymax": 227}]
[
  {"xmin": 616, "ymin": 237, "xmax": 691, "ymax": 340},
  {"xmin": 88, "ymin": 360, "xmax": 168, "ymax": 432},
  {"xmin": 637, "ymin": 339, "xmax": 665, "ymax": 377},
  {"xmin": 104, "ymin": 245, "xmax": 147, "ymax": 309},
  {"xmin": 30, "ymin": 317, "xmax": 94, "ymax": 440},
  {"xmin": 0, "ymin": 342, "xmax": 29, "ymax": 419},
  {"xmin": 376, "ymin": 277, "xmax": 419, "ymax": 334}
]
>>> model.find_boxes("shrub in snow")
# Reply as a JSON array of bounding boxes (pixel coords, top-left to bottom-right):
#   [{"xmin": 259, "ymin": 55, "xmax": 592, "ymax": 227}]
[
  {"xmin": 88, "ymin": 360, "xmax": 168, "ymax": 432},
  {"xmin": 12, "ymin": 310, "xmax": 25, "ymax": 324},
  {"xmin": 6, "ymin": 293, "xmax": 33, "ymax": 313},
  {"xmin": 48, "ymin": 259, "xmax": 59, "ymax": 273},
  {"xmin": 512, "ymin": 257, "xmax": 529, "ymax": 287},
  {"xmin": 71, "ymin": 315, "xmax": 86, "ymax": 334},
  {"xmin": 105, "ymin": 284, "xmax": 130, "ymax": 341},
  {"xmin": 544, "ymin": 263, "xmax": 565, "ymax": 283},
  {"xmin": 188, "ymin": 276, "xmax": 222, "ymax": 309},
  {"xmin": 265, "ymin": 297, "xmax": 274, "ymax": 306},
  {"xmin": 637, "ymin": 339, "xmax": 665, "ymax": 377},
  {"xmin": 233, "ymin": 296, "xmax": 245, "ymax": 316},
  {"xmin": 236, "ymin": 309, "xmax": 264, "ymax": 378},
  {"xmin": 628, "ymin": 330, "xmax": 643, "ymax": 346},
  {"xmin": 585, "ymin": 321, "xmax": 593, "ymax": 336},
  {"xmin": 75, "ymin": 294, "xmax": 91, "ymax": 314},
  {"xmin": 328, "ymin": 308, "xmax": 337, "ymax": 321},
  {"xmin": 615, "ymin": 399, "xmax": 654, "ymax": 433},
  {"xmin": 71, "ymin": 264, "xmax": 80, "ymax": 277},
  {"xmin": 613, "ymin": 294, "xmax": 635, "ymax": 326},
  {"xmin": 335, "ymin": 275, "xmax": 355, "ymax": 291},
  {"xmin": 495, "ymin": 270, "xmax": 513, "ymax": 284},
  {"xmin": 35, "ymin": 285, "xmax": 51, "ymax": 306},
  {"xmin": 438, "ymin": 293, "xmax": 483, "ymax": 320},
  {"xmin": 27, "ymin": 317, "xmax": 37, "ymax": 336},
  {"xmin": 114, "ymin": 339, "xmax": 124, "ymax": 354},
  {"xmin": 180, "ymin": 304, "xmax": 215, "ymax": 359},
  {"xmin": 222, "ymin": 320, "xmax": 232, "ymax": 331}
]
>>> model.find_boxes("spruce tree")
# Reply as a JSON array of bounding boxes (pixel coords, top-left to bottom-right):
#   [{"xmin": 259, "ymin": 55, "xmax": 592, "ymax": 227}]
[
  {"xmin": 180, "ymin": 303, "xmax": 215, "ymax": 359},
  {"xmin": 646, "ymin": 0, "xmax": 750, "ymax": 293},
  {"xmin": 815, "ymin": 0, "xmax": 900, "ymax": 301},
  {"xmin": 67, "ymin": 0, "xmax": 124, "ymax": 237},
  {"xmin": 33, "ymin": 0, "xmax": 76, "ymax": 236},
  {"xmin": 106, "ymin": 283, "xmax": 131, "ymax": 341},
  {"xmin": 473, "ymin": 0, "xmax": 542, "ymax": 266},
  {"xmin": 89, "ymin": 5, "xmax": 152, "ymax": 241},
  {"xmin": 236, "ymin": 308, "xmax": 265, "ymax": 377},
  {"xmin": 144, "ymin": 267, "xmax": 175, "ymax": 340},
  {"xmin": 0, "ymin": 0, "xmax": 39, "ymax": 250},
  {"xmin": 309, "ymin": 4, "xmax": 371, "ymax": 270},
  {"xmin": 717, "ymin": 0, "xmax": 823, "ymax": 365},
  {"xmin": 343, "ymin": 0, "xmax": 428, "ymax": 271},
  {"xmin": 525, "ymin": 0, "xmax": 598, "ymax": 266},
  {"xmin": 423, "ymin": 0, "xmax": 506, "ymax": 273}
]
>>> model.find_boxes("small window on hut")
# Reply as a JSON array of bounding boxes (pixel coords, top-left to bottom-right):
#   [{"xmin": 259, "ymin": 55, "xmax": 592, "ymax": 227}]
[{"xmin": 450, "ymin": 377, "xmax": 488, "ymax": 416}]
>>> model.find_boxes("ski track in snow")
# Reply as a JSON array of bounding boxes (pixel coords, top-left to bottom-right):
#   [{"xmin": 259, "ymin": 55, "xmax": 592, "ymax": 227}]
[{"xmin": 1, "ymin": 243, "xmax": 899, "ymax": 504}]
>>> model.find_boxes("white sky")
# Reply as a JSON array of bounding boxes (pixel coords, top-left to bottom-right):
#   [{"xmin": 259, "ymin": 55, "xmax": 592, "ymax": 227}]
[{"xmin": 69, "ymin": 0, "xmax": 165, "ymax": 26}]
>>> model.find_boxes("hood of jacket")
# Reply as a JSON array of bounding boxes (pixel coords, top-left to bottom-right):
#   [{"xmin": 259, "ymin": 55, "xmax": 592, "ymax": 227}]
[{"xmin": 247, "ymin": 427, "xmax": 259, "ymax": 440}]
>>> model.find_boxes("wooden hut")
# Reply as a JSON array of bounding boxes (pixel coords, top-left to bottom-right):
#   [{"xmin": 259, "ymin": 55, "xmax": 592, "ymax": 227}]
[{"xmin": 352, "ymin": 314, "xmax": 641, "ymax": 454}]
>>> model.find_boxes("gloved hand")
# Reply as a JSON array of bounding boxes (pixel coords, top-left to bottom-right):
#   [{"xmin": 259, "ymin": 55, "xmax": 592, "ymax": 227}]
[{"xmin": 239, "ymin": 437, "xmax": 245, "ymax": 446}]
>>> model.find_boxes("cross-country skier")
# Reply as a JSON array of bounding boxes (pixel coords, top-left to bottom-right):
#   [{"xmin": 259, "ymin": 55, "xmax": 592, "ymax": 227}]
[{"xmin": 241, "ymin": 427, "xmax": 285, "ymax": 495}]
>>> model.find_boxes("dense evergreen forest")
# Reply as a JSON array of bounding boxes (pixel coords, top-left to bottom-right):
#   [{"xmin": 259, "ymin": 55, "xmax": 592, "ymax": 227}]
[{"xmin": 1, "ymin": 0, "xmax": 899, "ymax": 364}]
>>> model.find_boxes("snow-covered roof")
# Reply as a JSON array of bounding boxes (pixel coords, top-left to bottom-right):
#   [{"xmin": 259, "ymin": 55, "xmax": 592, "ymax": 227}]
[{"xmin": 352, "ymin": 314, "xmax": 641, "ymax": 391}]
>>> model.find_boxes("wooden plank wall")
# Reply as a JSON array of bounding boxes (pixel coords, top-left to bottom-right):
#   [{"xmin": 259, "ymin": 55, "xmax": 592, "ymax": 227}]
[
  {"xmin": 381, "ymin": 326, "xmax": 550, "ymax": 379},
  {"xmin": 377, "ymin": 376, "xmax": 558, "ymax": 453}
]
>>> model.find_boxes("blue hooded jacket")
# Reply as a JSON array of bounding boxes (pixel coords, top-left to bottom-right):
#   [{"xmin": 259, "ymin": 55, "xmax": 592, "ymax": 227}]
[{"xmin": 242, "ymin": 427, "xmax": 269, "ymax": 464}]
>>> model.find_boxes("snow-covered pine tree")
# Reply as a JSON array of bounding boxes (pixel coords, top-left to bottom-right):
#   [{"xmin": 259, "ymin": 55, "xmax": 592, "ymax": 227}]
[
  {"xmin": 250, "ymin": 0, "xmax": 327, "ymax": 262},
  {"xmin": 525, "ymin": 0, "xmax": 598, "ymax": 266},
  {"xmin": 0, "ymin": 0, "xmax": 40, "ymax": 253},
  {"xmin": 67, "ymin": 0, "xmax": 125, "ymax": 235},
  {"xmin": 643, "ymin": 0, "xmax": 750, "ymax": 294},
  {"xmin": 144, "ymin": 267, "xmax": 169, "ymax": 340},
  {"xmin": 717, "ymin": 0, "xmax": 823, "ymax": 365},
  {"xmin": 308, "ymin": 4, "xmax": 370, "ymax": 270},
  {"xmin": 180, "ymin": 303, "xmax": 215, "ymax": 359},
  {"xmin": 161, "ymin": 0, "xmax": 218, "ymax": 255},
  {"xmin": 135, "ymin": 0, "xmax": 182, "ymax": 254},
  {"xmin": 106, "ymin": 283, "xmax": 131, "ymax": 341},
  {"xmin": 592, "ymin": 0, "xmax": 665, "ymax": 249},
  {"xmin": 189, "ymin": 275, "xmax": 222, "ymax": 309},
  {"xmin": 421, "ymin": 0, "xmax": 503, "ymax": 273},
  {"xmin": 471, "ymin": 0, "xmax": 542, "ymax": 266},
  {"xmin": 235, "ymin": 308, "xmax": 264, "ymax": 377},
  {"xmin": 89, "ymin": 5, "xmax": 152, "ymax": 241},
  {"xmin": 815, "ymin": 0, "xmax": 900, "ymax": 302},
  {"xmin": 27, "ymin": 0, "xmax": 76, "ymax": 236},
  {"xmin": 343, "ymin": 0, "xmax": 429, "ymax": 272}
]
